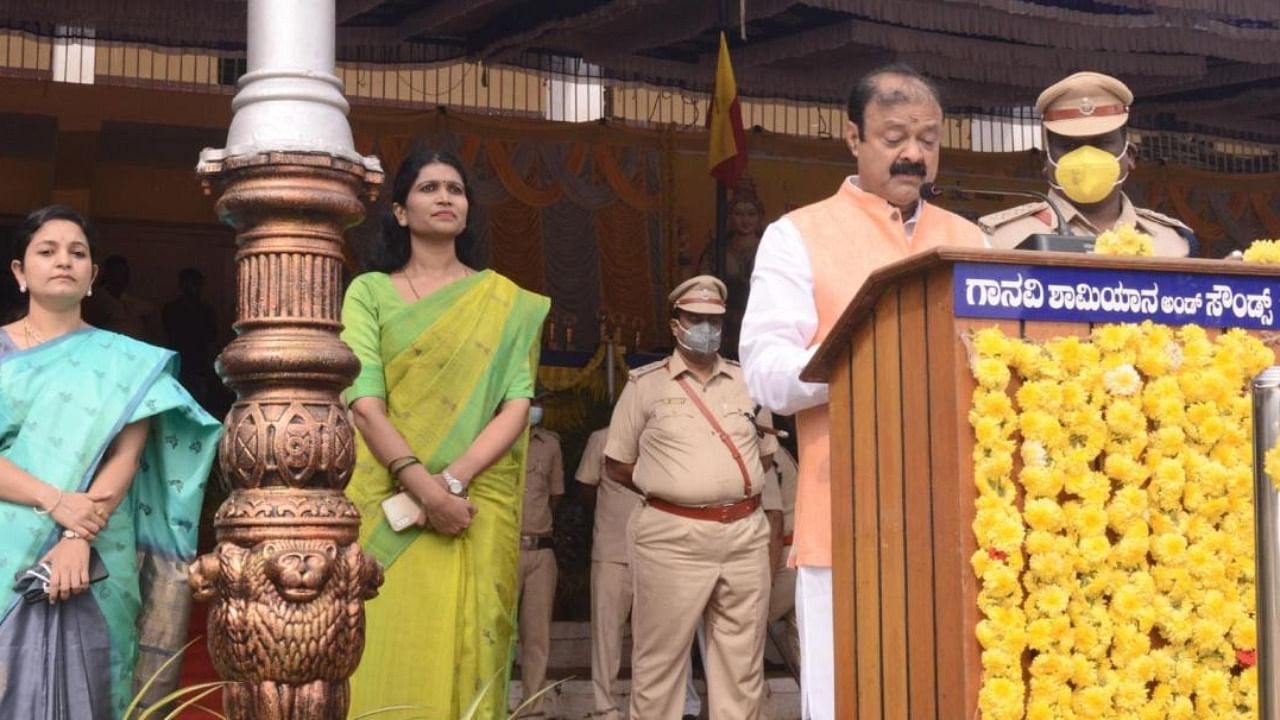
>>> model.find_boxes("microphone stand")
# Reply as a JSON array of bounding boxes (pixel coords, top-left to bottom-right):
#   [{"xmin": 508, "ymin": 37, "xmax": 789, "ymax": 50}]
[{"xmin": 921, "ymin": 182, "xmax": 1095, "ymax": 253}]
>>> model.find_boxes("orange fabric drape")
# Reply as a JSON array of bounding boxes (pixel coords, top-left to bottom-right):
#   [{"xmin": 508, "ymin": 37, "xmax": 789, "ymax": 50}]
[
  {"xmin": 1250, "ymin": 192, "xmax": 1280, "ymax": 237},
  {"xmin": 485, "ymin": 139, "xmax": 563, "ymax": 207},
  {"xmin": 593, "ymin": 146, "xmax": 659, "ymax": 211},
  {"xmin": 376, "ymin": 135, "xmax": 416, "ymax": 179},
  {"xmin": 596, "ymin": 201, "xmax": 656, "ymax": 346},
  {"xmin": 486, "ymin": 196, "xmax": 545, "ymax": 294},
  {"xmin": 1165, "ymin": 182, "xmax": 1227, "ymax": 245}
]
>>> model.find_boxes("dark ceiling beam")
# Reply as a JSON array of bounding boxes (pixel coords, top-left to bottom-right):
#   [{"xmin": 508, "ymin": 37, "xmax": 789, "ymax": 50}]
[
  {"xmin": 481, "ymin": 0, "xmax": 688, "ymax": 61},
  {"xmin": 1136, "ymin": 63, "xmax": 1280, "ymax": 99},
  {"xmin": 798, "ymin": 0, "xmax": 1279, "ymax": 63},
  {"xmin": 374, "ymin": 0, "xmax": 510, "ymax": 43},
  {"xmin": 486, "ymin": 0, "xmax": 797, "ymax": 63},
  {"xmin": 336, "ymin": 0, "xmax": 385, "ymax": 24},
  {"xmin": 737, "ymin": 19, "xmax": 1205, "ymax": 84}
]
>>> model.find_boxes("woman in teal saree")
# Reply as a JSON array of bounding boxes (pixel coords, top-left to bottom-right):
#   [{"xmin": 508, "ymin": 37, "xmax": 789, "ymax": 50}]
[
  {"xmin": 0, "ymin": 205, "xmax": 222, "ymax": 719},
  {"xmin": 343, "ymin": 150, "xmax": 549, "ymax": 719}
]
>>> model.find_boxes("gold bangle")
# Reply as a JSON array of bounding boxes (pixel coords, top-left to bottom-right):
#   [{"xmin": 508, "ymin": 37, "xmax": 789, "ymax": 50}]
[{"xmin": 34, "ymin": 488, "xmax": 62, "ymax": 516}]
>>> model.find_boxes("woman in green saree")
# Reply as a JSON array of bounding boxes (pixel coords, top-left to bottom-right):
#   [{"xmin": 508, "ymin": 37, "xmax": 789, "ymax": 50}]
[
  {"xmin": 342, "ymin": 150, "xmax": 550, "ymax": 719},
  {"xmin": 0, "ymin": 205, "xmax": 221, "ymax": 718}
]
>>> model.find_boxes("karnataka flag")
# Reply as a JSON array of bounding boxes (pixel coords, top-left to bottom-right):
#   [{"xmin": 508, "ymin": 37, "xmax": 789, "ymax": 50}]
[{"xmin": 707, "ymin": 32, "xmax": 747, "ymax": 188}]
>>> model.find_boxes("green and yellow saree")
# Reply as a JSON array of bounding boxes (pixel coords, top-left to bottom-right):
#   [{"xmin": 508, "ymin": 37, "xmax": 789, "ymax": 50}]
[
  {"xmin": 341, "ymin": 270, "xmax": 549, "ymax": 720},
  {"xmin": 0, "ymin": 327, "xmax": 221, "ymax": 718}
]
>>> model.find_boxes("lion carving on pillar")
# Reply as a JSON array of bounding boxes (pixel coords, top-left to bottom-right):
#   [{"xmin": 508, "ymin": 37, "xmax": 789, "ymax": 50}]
[{"xmin": 190, "ymin": 538, "xmax": 384, "ymax": 720}]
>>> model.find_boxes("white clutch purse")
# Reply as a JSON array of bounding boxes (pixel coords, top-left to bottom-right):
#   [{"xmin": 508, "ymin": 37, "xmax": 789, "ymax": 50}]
[{"xmin": 381, "ymin": 491, "xmax": 422, "ymax": 532}]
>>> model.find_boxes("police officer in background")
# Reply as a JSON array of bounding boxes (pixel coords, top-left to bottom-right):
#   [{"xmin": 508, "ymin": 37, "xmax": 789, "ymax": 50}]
[
  {"xmin": 982, "ymin": 71, "xmax": 1197, "ymax": 257},
  {"xmin": 515, "ymin": 396, "xmax": 564, "ymax": 718},
  {"xmin": 577, "ymin": 426, "xmax": 708, "ymax": 720},
  {"xmin": 605, "ymin": 275, "xmax": 778, "ymax": 720}
]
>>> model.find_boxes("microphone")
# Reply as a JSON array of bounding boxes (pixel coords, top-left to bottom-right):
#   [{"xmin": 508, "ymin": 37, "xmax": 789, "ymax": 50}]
[{"xmin": 920, "ymin": 181, "xmax": 1092, "ymax": 253}]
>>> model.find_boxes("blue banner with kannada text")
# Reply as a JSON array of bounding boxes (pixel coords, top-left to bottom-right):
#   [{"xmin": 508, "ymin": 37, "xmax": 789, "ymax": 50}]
[{"xmin": 953, "ymin": 262, "xmax": 1280, "ymax": 329}]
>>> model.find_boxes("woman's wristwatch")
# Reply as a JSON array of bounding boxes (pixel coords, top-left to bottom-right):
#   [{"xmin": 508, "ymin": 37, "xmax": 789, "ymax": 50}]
[{"xmin": 441, "ymin": 468, "xmax": 467, "ymax": 497}]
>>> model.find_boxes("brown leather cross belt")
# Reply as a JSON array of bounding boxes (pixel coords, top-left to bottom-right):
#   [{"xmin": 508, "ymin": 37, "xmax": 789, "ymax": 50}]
[
  {"xmin": 520, "ymin": 535, "xmax": 555, "ymax": 550},
  {"xmin": 647, "ymin": 495, "xmax": 761, "ymax": 523}
]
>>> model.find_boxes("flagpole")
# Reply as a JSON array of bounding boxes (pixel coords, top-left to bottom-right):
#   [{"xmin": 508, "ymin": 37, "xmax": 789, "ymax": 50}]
[{"xmin": 713, "ymin": 0, "xmax": 729, "ymax": 279}]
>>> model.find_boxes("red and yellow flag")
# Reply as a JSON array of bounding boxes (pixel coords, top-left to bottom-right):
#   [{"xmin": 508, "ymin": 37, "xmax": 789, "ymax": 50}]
[{"xmin": 707, "ymin": 32, "xmax": 747, "ymax": 188}]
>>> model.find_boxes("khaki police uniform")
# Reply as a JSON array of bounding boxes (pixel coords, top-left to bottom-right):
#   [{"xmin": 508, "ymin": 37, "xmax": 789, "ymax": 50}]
[
  {"xmin": 982, "ymin": 70, "xmax": 1195, "ymax": 257},
  {"xmin": 605, "ymin": 275, "xmax": 779, "ymax": 720},
  {"xmin": 767, "ymin": 446, "xmax": 801, "ymax": 673},
  {"xmin": 577, "ymin": 426, "xmax": 642, "ymax": 719},
  {"xmin": 517, "ymin": 425, "xmax": 564, "ymax": 717}
]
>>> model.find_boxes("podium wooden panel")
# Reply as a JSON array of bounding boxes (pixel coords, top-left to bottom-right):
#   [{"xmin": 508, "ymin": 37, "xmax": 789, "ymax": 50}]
[{"xmin": 800, "ymin": 248, "xmax": 1280, "ymax": 720}]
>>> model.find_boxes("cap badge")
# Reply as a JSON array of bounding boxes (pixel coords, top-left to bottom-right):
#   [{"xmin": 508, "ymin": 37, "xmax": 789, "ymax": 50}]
[{"xmin": 1079, "ymin": 97, "xmax": 1096, "ymax": 116}]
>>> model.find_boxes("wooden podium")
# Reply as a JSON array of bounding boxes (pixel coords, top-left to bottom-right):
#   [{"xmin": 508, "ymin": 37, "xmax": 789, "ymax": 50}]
[{"xmin": 799, "ymin": 248, "xmax": 1280, "ymax": 720}]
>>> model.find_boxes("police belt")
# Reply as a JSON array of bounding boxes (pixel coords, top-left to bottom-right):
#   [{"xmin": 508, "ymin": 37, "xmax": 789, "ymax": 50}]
[
  {"xmin": 520, "ymin": 534, "xmax": 555, "ymax": 551},
  {"xmin": 646, "ymin": 495, "xmax": 761, "ymax": 524}
]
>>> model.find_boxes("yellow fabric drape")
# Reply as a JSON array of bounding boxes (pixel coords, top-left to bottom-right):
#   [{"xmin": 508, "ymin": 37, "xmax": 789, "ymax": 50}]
[{"xmin": 537, "ymin": 344, "xmax": 629, "ymax": 395}]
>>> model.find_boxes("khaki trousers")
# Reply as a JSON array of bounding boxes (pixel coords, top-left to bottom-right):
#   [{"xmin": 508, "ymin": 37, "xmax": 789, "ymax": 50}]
[
  {"xmin": 629, "ymin": 504, "xmax": 771, "ymax": 720},
  {"xmin": 768, "ymin": 551, "xmax": 800, "ymax": 674},
  {"xmin": 590, "ymin": 559, "xmax": 632, "ymax": 719},
  {"xmin": 517, "ymin": 547, "xmax": 557, "ymax": 716}
]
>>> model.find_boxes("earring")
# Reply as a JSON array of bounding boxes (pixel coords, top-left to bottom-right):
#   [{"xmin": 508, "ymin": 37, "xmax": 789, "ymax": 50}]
[
  {"xmin": 18, "ymin": 284, "xmax": 25, "ymax": 293},
  {"xmin": 86, "ymin": 287, "xmax": 92, "ymax": 297}
]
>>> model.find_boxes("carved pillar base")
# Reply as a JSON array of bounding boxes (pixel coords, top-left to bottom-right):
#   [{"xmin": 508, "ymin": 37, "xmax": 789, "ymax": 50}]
[{"xmin": 190, "ymin": 153, "xmax": 384, "ymax": 720}]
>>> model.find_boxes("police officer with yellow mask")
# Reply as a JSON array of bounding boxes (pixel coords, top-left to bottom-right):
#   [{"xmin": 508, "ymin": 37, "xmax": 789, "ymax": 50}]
[{"xmin": 982, "ymin": 71, "xmax": 1197, "ymax": 257}]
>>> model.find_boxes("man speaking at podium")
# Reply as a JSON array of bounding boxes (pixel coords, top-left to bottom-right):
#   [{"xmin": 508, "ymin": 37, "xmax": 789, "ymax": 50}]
[
  {"xmin": 739, "ymin": 64, "xmax": 984, "ymax": 719},
  {"xmin": 981, "ymin": 71, "xmax": 1197, "ymax": 256}
]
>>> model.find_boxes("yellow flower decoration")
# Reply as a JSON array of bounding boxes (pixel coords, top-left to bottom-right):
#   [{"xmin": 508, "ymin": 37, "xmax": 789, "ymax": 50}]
[
  {"xmin": 1242, "ymin": 238, "xmax": 1280, "ymax": 264},
  {"xmin": 1266, "ymin": 442, "xmax": 1280, "ymax": 494},
  {"xmin": 1093, "ymin": 223, "xmax": 1154, "ymax": 256},
  {"xmin": 966, "ymin": 323, "xmax": 1269, "ymax": 719}
]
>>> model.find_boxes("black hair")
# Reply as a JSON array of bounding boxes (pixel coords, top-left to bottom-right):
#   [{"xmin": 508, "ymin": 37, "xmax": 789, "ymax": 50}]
[
  {"xmin": 365, "ymin": 148, "xmax": 477, "ymax": 273},
  {"xmin": 846, "ymin": 63, "xmax": 943, "ymax": 136},
  {"xmin": 11, "ymin": 204, "xmax": 96, "ymax": 263},
  {"xmin": 178, "ymin": 267, "xmax": 204, "ymax": 284}
]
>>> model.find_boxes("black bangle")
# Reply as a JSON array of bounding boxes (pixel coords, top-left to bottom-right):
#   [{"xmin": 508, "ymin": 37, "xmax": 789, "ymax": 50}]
[
  {"xmin": 387, "ymin": 455, "xmax": 420, "ymax": 476},
  {"xmin": 391, "ymin": 459, "xmax": 422, "ymax": 480}
]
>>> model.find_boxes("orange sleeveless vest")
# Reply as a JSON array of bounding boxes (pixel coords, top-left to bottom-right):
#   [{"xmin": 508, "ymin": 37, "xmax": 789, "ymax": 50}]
[{"xmin": 787, "ymin": 180, "xmax": 985, "ymax": 567}]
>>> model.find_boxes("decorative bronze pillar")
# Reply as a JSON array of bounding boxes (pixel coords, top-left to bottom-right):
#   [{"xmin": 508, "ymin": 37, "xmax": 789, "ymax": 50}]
[{"xmin": 188, "ymin": 2, "xmax": 385, "ymax": 718}]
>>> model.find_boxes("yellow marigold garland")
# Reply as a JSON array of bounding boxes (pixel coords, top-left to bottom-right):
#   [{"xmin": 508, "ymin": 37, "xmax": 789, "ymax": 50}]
[
  {"xmin": 1093, "ymin": 223, "xmax": 1154, "ymax": 257},
  {"xmin": 969, "ymin": 322, "xmax": 1272, "ymax": 719},
  {"xmin": 1243, "ymin": 239, "xmax": 1280, "ymax": 264}
]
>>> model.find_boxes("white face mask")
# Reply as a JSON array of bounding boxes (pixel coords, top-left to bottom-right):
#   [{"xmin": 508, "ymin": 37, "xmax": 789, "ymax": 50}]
[
  {"xmin": 676, "ymin": 319, "xmax": 722, "ymax": 355},
  {"xmin": 529, "ymin": 406, "xmax": 544, "ymax": 426}
]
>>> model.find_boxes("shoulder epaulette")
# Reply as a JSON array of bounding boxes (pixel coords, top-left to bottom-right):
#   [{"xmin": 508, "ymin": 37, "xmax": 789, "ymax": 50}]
[
  {"xmin": 628, "ymin": 358, "xmax": 669, "ymax": 381},
  {"xmin": 978, "ymin": 201, "xmax": 1049, "ymax": 233},
  {"xmin": 1134, "ymin": 206, "xmax": 1191, "ymax": 230}
]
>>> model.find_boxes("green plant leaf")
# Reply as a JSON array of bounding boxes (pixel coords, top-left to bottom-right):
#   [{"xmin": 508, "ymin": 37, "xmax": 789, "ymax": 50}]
[
  {"xmin": 157, "ymin": 684, "xmax": 231, "ymax": 720},
  {"xmin": 136, "ymin": 682, "xmax": 230, "ymax": 719},
  {"xmin": 351, "ymin": 705, "xmax": 432, "ymax": 719},
  {"xmin": 458, "ymin": 669, "xmax": 500, "ymax": 720},
  {"xmin": 123, "ymin": 636, "xmax": 204, "ymax": 719},
  {"xmin": 510, "ymin": 676, "xmax": 573, "ymax": 717}
]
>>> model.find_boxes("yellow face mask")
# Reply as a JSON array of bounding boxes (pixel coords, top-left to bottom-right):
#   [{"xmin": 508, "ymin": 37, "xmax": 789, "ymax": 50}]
[{"xmin": 1050, "ymin": 144, "xmax": 1126, "ymax": 205}]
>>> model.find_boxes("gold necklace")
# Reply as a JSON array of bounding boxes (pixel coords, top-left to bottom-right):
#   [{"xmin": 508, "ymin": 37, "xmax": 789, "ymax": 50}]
[
  {"xmin": 402, "ymin": 271, "xmax": 422, "ymax": 301},
  {"xmin": 402, "ymin": 266, "xmax": 472, "ymax": 301},
  {"xmin": 22, "ymin": 317, "xmax": 44, "ymax": 347}
]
